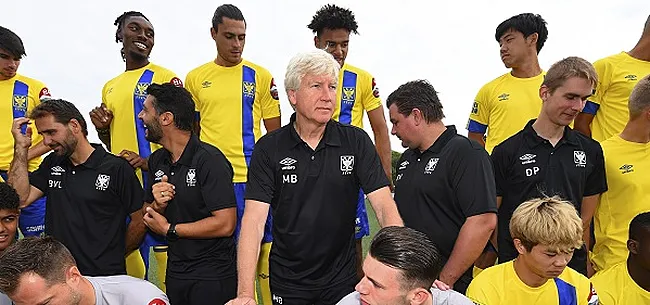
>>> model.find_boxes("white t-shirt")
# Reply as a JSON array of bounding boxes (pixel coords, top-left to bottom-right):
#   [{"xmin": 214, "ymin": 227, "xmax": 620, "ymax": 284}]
[
  {"xmin": 336, "ymin": 288, "xmax": 474, "ymax": 305},
  {"xmin": 87, "ymin": 275, "xmax": 169, "ymax": 305},
  {"xmin": 0, "ymin": 292, "xmax": 11, "ymax": 305}
]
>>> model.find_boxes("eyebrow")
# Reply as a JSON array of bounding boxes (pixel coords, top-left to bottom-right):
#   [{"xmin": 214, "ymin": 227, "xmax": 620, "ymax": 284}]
[{"xmin": 367, "ymin": 276, "xmax": 385, "ymax": 289}]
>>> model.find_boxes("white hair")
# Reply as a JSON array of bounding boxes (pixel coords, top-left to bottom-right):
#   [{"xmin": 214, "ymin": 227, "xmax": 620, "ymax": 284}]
[{"xmin": 284, "ymin": 49, "xmax": 340, "ymax": 94}]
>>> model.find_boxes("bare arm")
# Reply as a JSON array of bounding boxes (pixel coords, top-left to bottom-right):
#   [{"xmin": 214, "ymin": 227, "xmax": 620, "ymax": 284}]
[
  {"xmin": 468, "ymin": 132, "xmax": 486, "ymax": 147},
  {"xmin": 126, "ymin": 207, "xmax": 147, "ymax": 253},
  {"xmin": 236, "ymin": 200, "xmax": 269, "ymax": 298},
  {"xmin": 8, "ymin": 119, "xmax": 43, "ymax": 208},
  {"xmin": 27, "ymin": 141, "xmax": 50, "ymax": 161},
  {"xmin": 367, "ymin": 108, "xmax": 392, "ymax": 185},
  {"xmin": 581, "ymin": 194, "xmax": 599, "ymax": 251},
  {"xmin": 176, "ymin": 207, "xmax": 237, "ymax": 238},
  {"xmin": 574, "ymin": 113, "xmax": 594, "ymax": 138},
  {"xmin": 263, "ymin": 116, "xmax": 281, "ymax": 133},
  {"xmin": 367, "ymin": 186, "xmax": 403, "ymax": 227},
  {"xmin": 439, "ymin": 213, "xmax": 497, "ymax": 287}
]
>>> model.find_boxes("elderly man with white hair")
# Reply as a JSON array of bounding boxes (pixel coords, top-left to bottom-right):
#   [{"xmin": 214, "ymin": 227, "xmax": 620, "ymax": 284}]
[{"xmin": 227, "ymin": 49, "xmax": 403, "ymax": 305}]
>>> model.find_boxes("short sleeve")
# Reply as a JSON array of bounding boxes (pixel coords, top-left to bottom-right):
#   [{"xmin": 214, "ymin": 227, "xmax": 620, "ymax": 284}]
[
  {"xmin": 29, "ymin": 155, "xmax": 51, "ymax": 194},
  {"xmin": 198, "ymin": 152, "xmax": 236, "ymax": 211},
  {"xmin": 468, "ymin": 84, "xmax": 492, "ymax": 129},
  {"xmin": 101, "ymin": 82, "xmax": 111, "ymax": 109},
  {"xmin": 452, "ymin": 143, "xmax": 497, "ymax": 217},
  {"xmin": 465, "ymin": 277, "xmax": 494, "ymax": 305},
  {"xmin": 116, "ymin": 160, "xmax": 144, "ymax": 214},
  {"xmin": 184, "ymin": 71, "xmax": 201, "ymax": 113},
  {"xmin": 491, "ymin": 144, "xmax": 509, "ymax": 197},
  {"xmin": 260, "ymin": 73, "xmax": 281, "ymax": 119},
  {"xmin": 164, "ymin": 72, "xmax": 183, "ymax": 88},
  {"xmin": 244, "ymin": 139, "xmax": 275, "ymax": 204},
  {"xmin": 355, "ymin": 130, "xmax": 390, "ymax": 194},
  {"xmin": 361, "ymin": 75, "xmax": 382, "ymax": 112},
  {"xmin": 588, "ymin": 59, "xmax": 610, "ymax": 107},
  {"xmin": 584, "ymin": 144, "xmax": 608, "ymax": 196}
]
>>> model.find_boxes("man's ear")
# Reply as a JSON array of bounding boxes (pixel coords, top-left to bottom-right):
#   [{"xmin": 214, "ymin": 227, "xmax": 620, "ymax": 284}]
[{"xmin": 407, "ymin": 287, "xmax": 431, "ymax": 305}]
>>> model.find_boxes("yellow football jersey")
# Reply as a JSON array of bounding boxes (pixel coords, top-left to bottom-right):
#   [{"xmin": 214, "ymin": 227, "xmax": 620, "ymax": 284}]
[
  {"xmin": 467, "ymin": 261, "xmax": 599, "ymax": 305},
  {"xmin": 102, "ymin": 63, "xmax": 181, "ymax": 184},
  {"xmin": 592, "ymin": 262, "xmax": 650, "ymax": 304},
  {"xmin": 332, "ymin": 63, "xmax": 382, "ymax": 128},
  {"xmin": 0, "ymin": 74, "xmax": 50, "ymax": 172},
  {"xmin": 467, "ymin": 72, "xmax": 545, "ymax": 154},
  {"xmin": 185, "ymin": 59, "xmax": 280, "ymax": 183},
  {"xmin": 587, "ymin": 52, "xmax": 650, "ymax": 142},
  {"xmin": 592, "ymin": 135, "xmax": 650, "ymax": 272}
]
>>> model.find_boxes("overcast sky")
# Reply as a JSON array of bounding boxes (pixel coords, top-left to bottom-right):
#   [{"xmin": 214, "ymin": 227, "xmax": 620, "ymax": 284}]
[{"xmin": 4, "ymin": 0, "xmax": 648, "ymax": 152}]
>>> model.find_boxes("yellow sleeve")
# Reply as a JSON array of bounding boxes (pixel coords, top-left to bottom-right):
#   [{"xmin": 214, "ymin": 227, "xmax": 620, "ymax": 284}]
[
  {"xmin": 361, "ymin": 73, "xmax": 382, "ymax": 112},
  {"xmin": 160, "ymin": 69, "xmax": 183, "ymax": 87},
  {"xmin": 184, "ymin": 71, "xmax": 200, "ymax": 112},
  {"xmin": 590, "ymin": 58, "xmax": 611, "ymax": 106},
  {"xmin": 259, "ymin": 71, "xmax": 280, "ymax": 119},
  {"xmin": 465, "ymin": 278, "xmax": 494, "ymax": 305},
  {"xmin": 101, "ymin": 82, "xmax": 111, "ymax": 109},
  {"xmin": 469, "ymin": 83, "xmax": 491, "ymax": 126}
]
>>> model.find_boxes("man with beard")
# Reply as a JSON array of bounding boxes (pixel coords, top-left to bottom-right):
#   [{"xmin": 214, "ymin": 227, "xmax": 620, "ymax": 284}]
[
  {"xmin": 89, "ymin": 11, "xmax": 183, "ymax": 286},
  {"xmin": 0, "ymin": 26, "xmax": 51, "ymax": 239},
  {"xmin": 0, "ymin": 237, "xmax": 169, "ymax": 305},
  {"xmin": 7, "ymin": 98, "xmax": 146, "ymax": 277},
  {"xmin": 137, "ymin": 83, "xmax": 237, "ymax": 305},
  {"xmin": 0, "ymin": 182, "xmax": 21, "ymax": 305}
]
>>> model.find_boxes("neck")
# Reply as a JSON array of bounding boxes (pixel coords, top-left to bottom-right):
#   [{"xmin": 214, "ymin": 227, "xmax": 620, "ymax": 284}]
[
  {"xmin": 125, "ymin": 57, "xmax": 149, "ymax": 71},
  {"xmin": 532, "ymin": 115, "xmax": 564, "ymax": 146},
  {"xmin": 294, "ymin": 116, "xmax": 327, "ymax": 150},
  {"xmin": 160, "ymin": 130, "xmax": 192, "ymax": 162},
  {"xmin": 628, "ymin": 257, "xmax": 650, "ymax": 292},
  {"xmin": 69, "ymin": 140, "xmax": 95, "ymax": 166},
  {"xmin": 629, "ymin": 36, "xmax": 650, "ymax": 62},
  {"xmin": 417, "ymin": 122, "xmax": 447, "ymax": 152},
  {"xmin": 620, "ymin": 117, "xmax": 650, "ymax": 143},
  {"xmin": 513, "ymin": 257, "xmax": 549, "ymax": 288},
  {"xmin": 79, "ymin": 276, "xmax": 96, "ymax": 305},
  {"xmin": 511, "ymin": 56, "xmax": 542, "ymax": 78},
  {"xmin": 214, "ymin": 54, "xmax": 241, "ymax": 67}
]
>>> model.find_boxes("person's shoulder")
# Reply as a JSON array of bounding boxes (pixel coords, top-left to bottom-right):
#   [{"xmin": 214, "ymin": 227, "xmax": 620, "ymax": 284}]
[
  {"xmin": 148, "ymin": 62, "xmax": 175, "ymax": 75},
  {"xmin": 592, "ymin": 261, "xmax": 625, "ymax": 284},
  {"xmin": 595, "ymin": 52, "xmax": 626, "ymax": 65},
  {"xmin": 256, "ymin": 124, "xmax": 291, "ymax": 147},
  {"xmin": 557, "ymin": 266, "xmax": 591, "ymax": 287},
  {"xmin": 186, "ymin": 61, "xmax": 217, "ymax": 78},
  {"xmin": 14, "ymin": 73, "xmax": 46, "ymax": 88},
  {"xmin": 88, "ymin": 275, "xmax": 168, "ymax": 304},
  {"xmin": 572, "ymin": 129, "xmax": 603, "ymax": 152},
  {"xmin": 431, "ymin": 288, "xmax": 476, "ymax": 305},
  {"xmin": 472, "ymin": 262, "xmax": 508, "ymax": 285},
  {"xmin": 493, "ymin": 129, "xmax": 526, "ymax": 153},
  {"xmin": 480, "ymin": 72, "xmax": 512, "ymax": 90},
  {"xmin": 197, "ymin": 140, "xmax": 229, "ymax": 161}
]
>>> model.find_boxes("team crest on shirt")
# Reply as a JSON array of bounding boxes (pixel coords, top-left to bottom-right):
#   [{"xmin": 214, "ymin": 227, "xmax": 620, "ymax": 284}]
[
  {"xmin": 619, "ymin": 164, "xmax": 634, "ymax": 174},
  {"xmin": 573, "ymin": 151, "xmax": 587, "ymax": 167},
  {"xmin": 12, "ymin": 95, "xmax": 27, "ymax": 111},
  {"xmin": 95, "ymin": 174, "xmax": 111, "ymax": 191},
  {"xmin": 186, "ymin": 169, "xmax": 197, "ymax": 187},
  {"xmin": 135, "ymin": 82, "xmax": 150, "ymax": 99},
  {"xmin": 242, "ymin": 81, "xmax": 256, "ymax": 98},
  {"xmin": 342, "ymin": 87, "xmax": 356, "ymax": 104},
  {"xmin": 340, "ymin": 155, "xmax": 355, "ymax": 175},
  {"xmin": 498, "ymin": 93, "xmax": 510, "ymax": 101},
  {"xmin": 154, "ymin": 170, "xmax": 165, "ymax": 181},
  {"xmin": 39, "ymin": 87, "xmax": 51, "ymax": 99},
  {"xmin": 424, "ymin": 157, "xmax": 439, "ymax": 174}
]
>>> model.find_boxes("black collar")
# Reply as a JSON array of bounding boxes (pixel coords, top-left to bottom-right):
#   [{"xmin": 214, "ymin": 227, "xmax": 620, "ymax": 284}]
[
  {"xmin": 522, "ymin": 119, "xmax": 579, "ymax": 148},
  {"xmin": 421, "ymin": 125, "xmax": 458, "ymax": 154},
  {"xmin": 161, "ymin": 134, "xmax": 200, "ymax": 166},
  {"xmin": 65, "ymin": 144, "xmax": 106, "ymax": 169}
]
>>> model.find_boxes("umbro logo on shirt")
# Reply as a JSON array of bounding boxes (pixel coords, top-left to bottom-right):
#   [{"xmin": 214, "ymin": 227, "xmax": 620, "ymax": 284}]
[
  {"xmin": 398, "ymin": 160, "xmax": 409, "ymax": 170},
  {"xmin": 619, "ymin": 164, "xmax": 634, "ymax": 174},
  {"xmin": 624, "ymin": 74, "xmax": 638, "ymax": 81},
  {"xmin": 50, "ymin": 166, "xmax": 66, "ymax": 176},
  {"xmin": 279, "ymin": 157, "xmax": 297, "ymax": 170},
  {"xmin": 154, "ymin": 170, "xmax": 165, "ymax": 181},
  {"xmin": 498, "ymin": 93, "xmax": 510, "ymax": 101},
  {"xmin": 201, "ymin": 80, "xmax": 212, "ymax": 88},
  {"xmin": 519, "ymin": 153, "xmax": 536, "ymax": 165}
]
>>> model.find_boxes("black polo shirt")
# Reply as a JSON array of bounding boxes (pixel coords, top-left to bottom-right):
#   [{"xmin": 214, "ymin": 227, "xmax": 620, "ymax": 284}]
[
  {"xmin": 394, "ymin": 125, "xmax": 497, "ymax": 293},
  {"xmin": 146, "ymin": 134, "xmax": 237, "ymax": 280},
  {"xmin": 245, "ymin": 115, "xmax": 390, "ymax": 290},
  {"xmin": 30, "ymin": 144, "xmax": 143, "ymax": 276},
  {"xmin": 492, "ymin": 119, "xmax": 607, "ymax": 274}
]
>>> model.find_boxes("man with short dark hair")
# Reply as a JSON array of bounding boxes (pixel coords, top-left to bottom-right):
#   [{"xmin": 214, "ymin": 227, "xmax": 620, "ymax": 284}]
[
  {"xmin": 389, "ymin": 79, "xmax": 497, "ymax": 294},
  {"xmin": 337, "ymin": 226, "xmax": 473, "ymax": 305},
  {"xmin": 138, "ymin": 83, "xmax": 238, "ymax": 305},
  {"xmin": 592, "ymin": 212, "xmax": 650, "ymax": 304},
  {"xmin": 0, "ymin": 237, "xmax": 169, "ymax": 305},
  {"xmin": 8, "ymin": 98, "xmax": 146, "ymax": 276},
  {"xmin": 0, "ymin": 182, "xmax": 20, "ymax": 305}
]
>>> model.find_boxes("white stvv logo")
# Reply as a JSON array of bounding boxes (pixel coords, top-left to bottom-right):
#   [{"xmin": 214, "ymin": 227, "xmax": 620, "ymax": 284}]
[
  {"xmin": 154, "ymin": 170, "xmax": 165, "ymax": 181},
  {"xmin": 95, "ymin": 174, "xmax": 110, "ymax": 191},
  {"xmin": 574, "ymin": 151, "xmax": 587, "ymax": 167},
  {"xmin": 424, "ymin": 158, "xmax": 439, "ymax": 174},
  {"xmin": 340, "ymin": 155, "xmax": 354, "ymax": 175},
  {"xmin": 186, "ymin": 169, "xmax": 197, "ymax": 187}
]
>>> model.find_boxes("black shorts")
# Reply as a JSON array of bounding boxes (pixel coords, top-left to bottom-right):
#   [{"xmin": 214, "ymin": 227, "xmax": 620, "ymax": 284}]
[
  {"xmin": 270, "ymin": 276, "xmax": 356, "ymax": 305},
  {"xmin": 166, "ymin": 276, "xmax": 236, "ymax": 305}
]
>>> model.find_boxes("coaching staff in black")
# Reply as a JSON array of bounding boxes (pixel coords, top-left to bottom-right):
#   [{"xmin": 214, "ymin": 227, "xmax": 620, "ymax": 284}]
[
  {"xmin": 137, "ymin": 83, "xmax": 237, "ymax": 305},
  {"xmin": 8, "ymin": 98, "xmax": 145, "ymax": 276},
  {"xmin": 389, "ymin": 80, "xmax": 498, "ymax": 294},
  {"xmin": 228, "ymin": 49, "xmax": 403, "ymax": 305}
]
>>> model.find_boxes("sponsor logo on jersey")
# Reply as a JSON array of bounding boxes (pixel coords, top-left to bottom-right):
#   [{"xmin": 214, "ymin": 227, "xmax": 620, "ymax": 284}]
[
  {"xmin": 39, "ymin": 87, "xmax": 51, "ymax": 99},
  {"xmin": 471, "ymin": 101, "xmax": 479, "ymax": 114},
  {"xmin": 201, "ymin": 80, "xmax": 212, "ymax": 88},
  {"xmin": 624, "ymin": 74, "xmax": 638, "ymax": 81},
  {"xmin": 270, "ymin": 78, "xmax": 279, "ymax": 100},
  {"xmin": 372, "ymin": 78, "xmax": 380, "ymax": 98},
  {"xmin": 148, "ymin": 299, "xmax": 167, "ymax": 305},
  {"xmin": 170, "ymin": 77, "xmax": 183, "ymax": 87},
  {"xmin": 498, "ymin": 93, "xmax": 510, "ymax": 101},
  {"xmin": 619, "ymin": 164, "xmax": 634, "ymax": 174}
]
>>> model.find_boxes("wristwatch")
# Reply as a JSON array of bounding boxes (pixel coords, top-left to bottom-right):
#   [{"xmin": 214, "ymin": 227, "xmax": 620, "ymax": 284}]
[{"xmin": 166, "ymin": 223, "xmax": 179, "ymax": 242}]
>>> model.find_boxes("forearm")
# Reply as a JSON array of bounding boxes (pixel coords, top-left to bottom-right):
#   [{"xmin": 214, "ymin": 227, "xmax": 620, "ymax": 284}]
[
  {"xmin": 369, "ymin": 187, "xmax": 403, "ymax": 227},
  {"xmin": 8, "ymin": 147, "xmax": 32, "ymax": 206},
  {"xmin": 440, "ymin": 215, "xmax": 496, "ymax": 285},
  {"xmin": 97, "ymin": 129, "xmax": 111, "ymax": 151},
  {"xmin": 126, "ymin": 209, "xmax": 147, "ymax": 253},
  {"xmin": 175, "ymin": 211, "xmax": 236, "ymax": 239},
  {"xmin": 236, "ymin": 212, "xmax": 265, "ymax": 297},
  {"xmin": 27, "ymin": 141, "xmax": 50, "ymax": 161}
]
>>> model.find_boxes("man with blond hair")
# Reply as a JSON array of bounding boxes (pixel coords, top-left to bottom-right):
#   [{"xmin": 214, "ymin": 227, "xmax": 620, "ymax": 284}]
[
  {"xmin": 591, "ymin": 74, "xmax": 650, "ymax": 273},
  {"xmin": 490, "ymin": 57, "xmax": 607, "ymax": 276},
  {"xmin": 467, "ymin": 197, "xmax": 599, "ymax": 305},
  {"xmin": 227, "ymin": 49, "xmax": 403, "ymax": 305}
]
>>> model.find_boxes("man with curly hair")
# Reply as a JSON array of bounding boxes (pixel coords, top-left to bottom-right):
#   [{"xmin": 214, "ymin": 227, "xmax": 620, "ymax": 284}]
[
  {"xmin": 0, "ymin": 182, "xmax": 20, "ymax": 305},
  {"xmin": 307, "ymin": 4, "xmax": 392, "ymax": 281}
]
